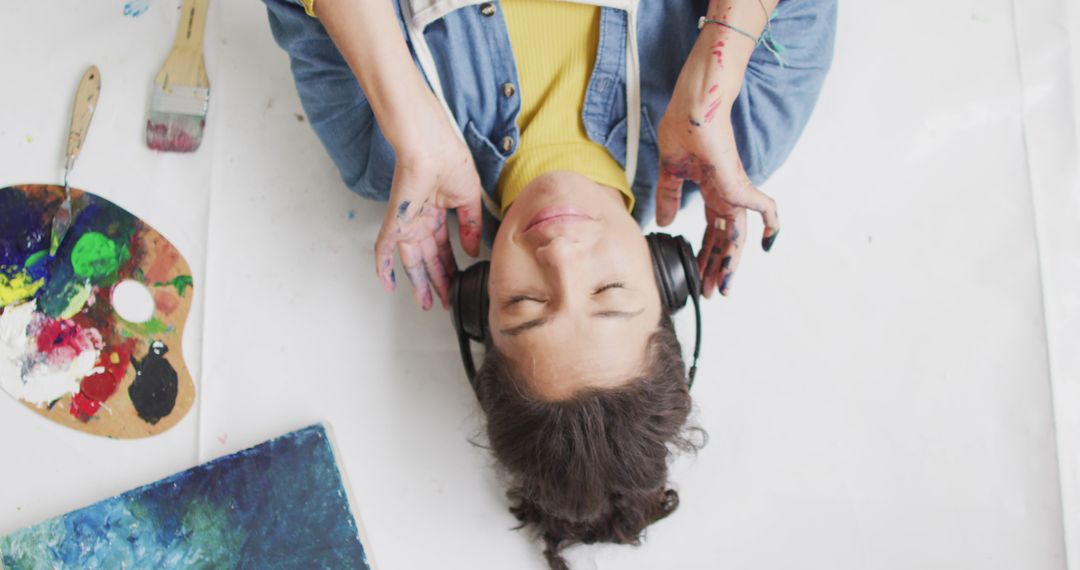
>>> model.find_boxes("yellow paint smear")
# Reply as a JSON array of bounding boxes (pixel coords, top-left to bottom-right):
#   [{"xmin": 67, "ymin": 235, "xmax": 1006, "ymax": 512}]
[
  {"xmin": 0, "ymin": 271, "xmax": 45, "ymax": 307},
  {"xmin": 58, "ymin": 282, "xmax": 92, "ymax": 319}
]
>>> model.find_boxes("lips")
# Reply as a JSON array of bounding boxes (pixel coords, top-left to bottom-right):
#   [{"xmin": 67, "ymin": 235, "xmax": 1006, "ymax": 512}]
[{"xmin": 524, "ymin": 205, "xmax": 595, "ymax": 233}]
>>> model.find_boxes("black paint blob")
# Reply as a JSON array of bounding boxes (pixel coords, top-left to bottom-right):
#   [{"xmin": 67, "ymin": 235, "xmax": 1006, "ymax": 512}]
[{"xmin": 128, "ymin": 341, "xmax": 178, "ymax": 425}]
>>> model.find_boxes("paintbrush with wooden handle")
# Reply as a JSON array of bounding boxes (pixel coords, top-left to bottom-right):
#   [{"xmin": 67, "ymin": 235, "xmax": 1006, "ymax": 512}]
[
  {"xmin": 146, "ymin": 0, "xmax": 210, "ymax": 152},
  {"xmin": 50, "ymin": 65, "xmax": 101, "ymax": 256}
]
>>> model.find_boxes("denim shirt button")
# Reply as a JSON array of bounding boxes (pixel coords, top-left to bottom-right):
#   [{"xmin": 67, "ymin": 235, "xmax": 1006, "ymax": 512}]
[
  {"xmin": 501, "ymin": 82, "xmax": 516, "ymax": 98},
  {"xmin": 480, "ymin": 3, "xmax": 496, "ymax": 16},
  {"xmin": 500, "ymin": 136, "xmax": 514, "ymax": 153}
]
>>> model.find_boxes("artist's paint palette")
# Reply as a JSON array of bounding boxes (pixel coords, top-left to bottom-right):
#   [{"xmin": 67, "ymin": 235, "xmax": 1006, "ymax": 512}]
[{"xmin": 0, "ymin": 185, "xmax": 194, "ymax": 438}]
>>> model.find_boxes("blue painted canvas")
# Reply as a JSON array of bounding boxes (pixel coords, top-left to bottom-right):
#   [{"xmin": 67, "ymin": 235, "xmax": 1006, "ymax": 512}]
[{"xmin": 0, "ymin": 424, "xmax": 372, "ymax": 569}]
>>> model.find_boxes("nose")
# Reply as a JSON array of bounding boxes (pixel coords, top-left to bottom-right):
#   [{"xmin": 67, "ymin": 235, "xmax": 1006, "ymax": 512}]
[
  {"xmin": 535, "ymin": 235, "xmax": 585, "ymax": 268},
  {"xmin": 534, "ymin": 236, "xmax": 587, "ymax": 309}
]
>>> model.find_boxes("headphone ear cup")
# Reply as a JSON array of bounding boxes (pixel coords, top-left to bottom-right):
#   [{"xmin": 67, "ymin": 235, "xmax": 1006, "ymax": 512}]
[
  {"xmin": 647, "ymin": 233, "xmax": 696, "ymax": 312},
  {"xmin": 451, "ymin": 261, "xmax": 490, "ymax": 343}
]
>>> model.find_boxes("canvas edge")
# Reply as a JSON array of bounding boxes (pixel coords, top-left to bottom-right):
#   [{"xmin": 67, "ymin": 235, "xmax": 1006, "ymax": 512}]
[{"xmin": 322, "ymin": 421, "xmax": 380, "ymax": 570}]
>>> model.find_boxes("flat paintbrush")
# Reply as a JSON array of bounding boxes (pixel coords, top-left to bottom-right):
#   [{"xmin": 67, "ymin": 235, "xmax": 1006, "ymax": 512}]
[{"xmin": 146, "ymin": 0, "xmax": 210, "ymax": 152}]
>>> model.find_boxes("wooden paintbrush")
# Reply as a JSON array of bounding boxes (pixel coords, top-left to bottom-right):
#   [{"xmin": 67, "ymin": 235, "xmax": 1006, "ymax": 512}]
[{"xmin": 146, "ymin": 0, "xmax": 210, "ymax": 152}]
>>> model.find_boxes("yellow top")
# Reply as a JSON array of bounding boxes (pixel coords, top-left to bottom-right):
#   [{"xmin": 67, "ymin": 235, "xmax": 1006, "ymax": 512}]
[{"xmin": 498, "ymin": 0, "xmax": 633, "ymax": 215}]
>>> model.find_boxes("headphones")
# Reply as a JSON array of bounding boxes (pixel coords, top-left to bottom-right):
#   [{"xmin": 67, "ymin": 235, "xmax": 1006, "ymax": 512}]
[{"xmin": 450, "ymin": 233, "xmax": 703, "ymax": 390}]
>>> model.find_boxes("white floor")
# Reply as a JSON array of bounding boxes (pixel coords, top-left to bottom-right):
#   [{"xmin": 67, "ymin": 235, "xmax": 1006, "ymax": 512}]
[{"xmin": 1, "ymin": 1, "xmax": 1077, "ymax": 569}]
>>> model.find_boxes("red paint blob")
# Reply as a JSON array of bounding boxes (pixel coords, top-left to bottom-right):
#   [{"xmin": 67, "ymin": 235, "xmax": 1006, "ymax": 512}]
[
  {"xmin": 70, "ymin": 393, "xmax": 101, "ymax": 421},
  {"xmin": 36, "ymin": 320, "xmax": 95, "ymax": 356},
  {"xmin": 69, "ymin": 339, "xmax": 136, "ymax": 422}
]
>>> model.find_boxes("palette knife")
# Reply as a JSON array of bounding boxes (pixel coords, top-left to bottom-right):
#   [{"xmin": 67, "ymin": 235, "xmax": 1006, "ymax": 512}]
[{"xmin": 50, "ymin": 65, "xmax": 101, "ymax": 256}]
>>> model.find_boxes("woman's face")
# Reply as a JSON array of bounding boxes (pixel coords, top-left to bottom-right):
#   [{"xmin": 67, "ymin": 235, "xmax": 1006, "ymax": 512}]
[{"xmin": 488, "ymin": 172, "xmax": 663, "ymax": 400}]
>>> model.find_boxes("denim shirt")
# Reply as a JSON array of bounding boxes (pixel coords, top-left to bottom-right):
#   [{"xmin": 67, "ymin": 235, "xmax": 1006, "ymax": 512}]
[{"xmin": 265, "ymin": 0, "xmax": 837, "ymax": 231}]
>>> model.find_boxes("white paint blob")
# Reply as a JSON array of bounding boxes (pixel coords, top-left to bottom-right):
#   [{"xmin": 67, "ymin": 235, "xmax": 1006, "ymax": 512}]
[
  {"xmin": 111, "ymin": 280, "xmax": 156, "ymax": 324},
  {"xmin": 0, "ymin": 300, "xmax": 103, "ymax": 406}
]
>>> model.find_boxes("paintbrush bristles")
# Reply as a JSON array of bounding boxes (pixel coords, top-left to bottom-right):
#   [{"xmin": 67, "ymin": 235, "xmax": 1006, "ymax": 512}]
[
  {"xmin": 146, "ymin": 82, "xmax": 209, "ymax": 152},
  {"xmin": 147, "ymin": 0, "xmax": 210, "ymax": 152}
]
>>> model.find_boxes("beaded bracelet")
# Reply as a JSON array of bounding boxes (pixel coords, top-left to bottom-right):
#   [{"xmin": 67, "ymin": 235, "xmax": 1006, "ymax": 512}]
[{"xmin": 697, "ymin": 16, "xmax": 759, "ymax": 43}]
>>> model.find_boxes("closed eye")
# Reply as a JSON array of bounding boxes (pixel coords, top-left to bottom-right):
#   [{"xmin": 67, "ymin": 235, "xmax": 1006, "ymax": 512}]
[
  {"xmin": 504, "ymin": 295, "xmax": 545, "ymax": 308},
  {"xmin": 592, "ymin": 282, "xmax": 625, "ymax": 295}
]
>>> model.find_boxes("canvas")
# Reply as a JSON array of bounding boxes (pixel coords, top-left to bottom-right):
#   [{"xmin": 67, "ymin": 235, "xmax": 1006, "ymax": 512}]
[{"xmin": 0, "ymin": 424, "xmax": 373, "ymax": 569}]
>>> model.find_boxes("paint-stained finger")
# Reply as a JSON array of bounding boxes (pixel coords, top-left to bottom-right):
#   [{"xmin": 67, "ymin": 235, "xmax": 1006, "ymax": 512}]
[
  {"xmin": 432, "ymin": 210, "xmax": 458, "ymax": 281},
  {"xmin": 456, "ymin": 197, "xmax": 483, "ymax": 258},
  {"xmin": 718, "ymin": 208, "xmax": 747, "ymax": 297},
  {"xmin": 697, "ymin": 212, "xmax": 722, "ymax": 300},
  {"xmin": 718, "ymin": 180, "xmax": 780, "ymax": 249},
  {"xmin": 420, "ymin": 235, "xmax": 453, "ymax": 310},
  {"xmin": 398, "ymin": 242, "xmax": 434, "ymax": 311},
  {"xmin": 655, "ymin": 169, "xmax": 685, "ymax": 227},
  {"xmin": 373, "ymin": 228, "xmax": 398, "ymax": 293}
]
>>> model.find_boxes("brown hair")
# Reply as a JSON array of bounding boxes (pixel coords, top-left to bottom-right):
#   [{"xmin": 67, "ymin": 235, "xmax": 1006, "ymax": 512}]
[{"xmin": 473, "ymin": 314, "xmax": 703, "ymax": 569}]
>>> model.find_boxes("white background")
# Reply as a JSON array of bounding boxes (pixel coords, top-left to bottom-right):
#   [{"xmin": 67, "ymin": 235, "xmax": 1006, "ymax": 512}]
[{"xmin": 1, "ymin": 1, "xmax": 1077, "ymax": 569}]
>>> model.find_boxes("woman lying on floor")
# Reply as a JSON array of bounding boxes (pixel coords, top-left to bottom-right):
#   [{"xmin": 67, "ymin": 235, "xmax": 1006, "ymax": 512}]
[{"xmin": 263, "ymin": 0, "xmax": 835, "ymax": 566}]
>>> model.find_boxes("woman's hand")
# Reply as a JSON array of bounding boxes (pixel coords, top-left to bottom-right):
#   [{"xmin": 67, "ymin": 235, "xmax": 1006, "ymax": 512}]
[
  {"xmin": 373, "ymin": 101, "xmax": 484, "ymax": 311},
  {"xmin": 315, "ymin": 0, "xmax": 484, "ymax": 311},
  {"xmin": 655, "ymin": 10, "xmax": 779, "ymax": 298}
]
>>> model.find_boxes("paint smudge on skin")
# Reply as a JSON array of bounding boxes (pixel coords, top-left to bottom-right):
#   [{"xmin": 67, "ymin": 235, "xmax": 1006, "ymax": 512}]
[
  {"xmin": 708, "ymin": 84, "xmax": 719, "ymax": 95},
  {"xmin": 712, "ymin": 41, "xmax": 726, "ymax": 68},
  {"xmin": 0, "ymin": 425, "xmax": 371, "ymax": 569},
  {"xmin": 122, "ymin": 0, "xmax": 155, "ymax": 17},
  {"xmin": 762, "ymin": 229, "xmax": 779, "ymax": 252},
  {"xmin": 731, "ymin": 224, "xmax": 740, "ymax": 244},
  {"xmin": 720, "ymin": 255, "xmax": 732, "ymax": 271},
  {"xmin": 396, "ymin": 200, "xmax": 411, "ymax": 221},
  {"xmin": 128, "ymin": 340, "xmax": 177, "ymax": 425},
  {"xmin": 153, "ymin": 274, "xmax": 193, "ymax": 297},
  {"xmin": 704, "ymin": 98, "xmax": 723, "ymax": 124},
  {"xmin": 689, "ymin": 117, "xmax": 702, "ymax": 128},
  {"xmin": 404, "ymin": 264, "xmax": 432, "ymax": 309},
  {"xmin": 719, "ymin": 273, "xmax": 732, "ymax": 294}
]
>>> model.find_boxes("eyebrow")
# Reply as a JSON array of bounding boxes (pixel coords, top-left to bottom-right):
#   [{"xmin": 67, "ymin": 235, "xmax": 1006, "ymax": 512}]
[{"xmin": 498, "ymin": 308, "xmax": 645, "ymax": 337}]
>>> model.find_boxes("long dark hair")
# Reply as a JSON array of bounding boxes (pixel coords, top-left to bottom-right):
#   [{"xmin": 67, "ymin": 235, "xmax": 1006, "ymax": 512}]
[{"xmin": 473, "ymin": 314, "xmax": 703, "ymax": 569}]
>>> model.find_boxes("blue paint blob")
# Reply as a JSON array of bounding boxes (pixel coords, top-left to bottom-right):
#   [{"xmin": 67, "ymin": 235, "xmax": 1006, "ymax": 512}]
[
  {"xmin": 0, "ymin": 187, "xmax": 50, "ymax": 268},
  {"xmin": 122, "ymin": 0, "xmax": 152, "ymax": 17}
]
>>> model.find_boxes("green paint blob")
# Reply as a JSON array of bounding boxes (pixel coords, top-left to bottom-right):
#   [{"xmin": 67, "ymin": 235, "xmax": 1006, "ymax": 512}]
[
  {"xmin": 23, "ymin": 250, "xmax": 47, "ymax": 269},
  {"xmin": 155, "ymin": 275, "xmax": 194, "ymax": 297},
  {"xmin": 118, "ymin": 317, "xmax": 171, "ymax": 338},
  {"xmin": 71, "ymin": 232, "xmax": 120, "ymax": 281}
]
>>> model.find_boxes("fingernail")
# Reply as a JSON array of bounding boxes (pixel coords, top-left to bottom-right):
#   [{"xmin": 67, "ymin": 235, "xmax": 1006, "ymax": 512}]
[
  {"xmin": 720, "ymin": 255, "xmax": 732, "ymax": 271},
  {"xmin": 762, "ymin": 229, "xmax": 779, "ymax": 252},
  {"xmin": 423, "ymin": 291, "xmax": 433, "ymax": 310},
  {"xmin": 720, "ymin": 273, "xmax": 732, "ymax": 295}
]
